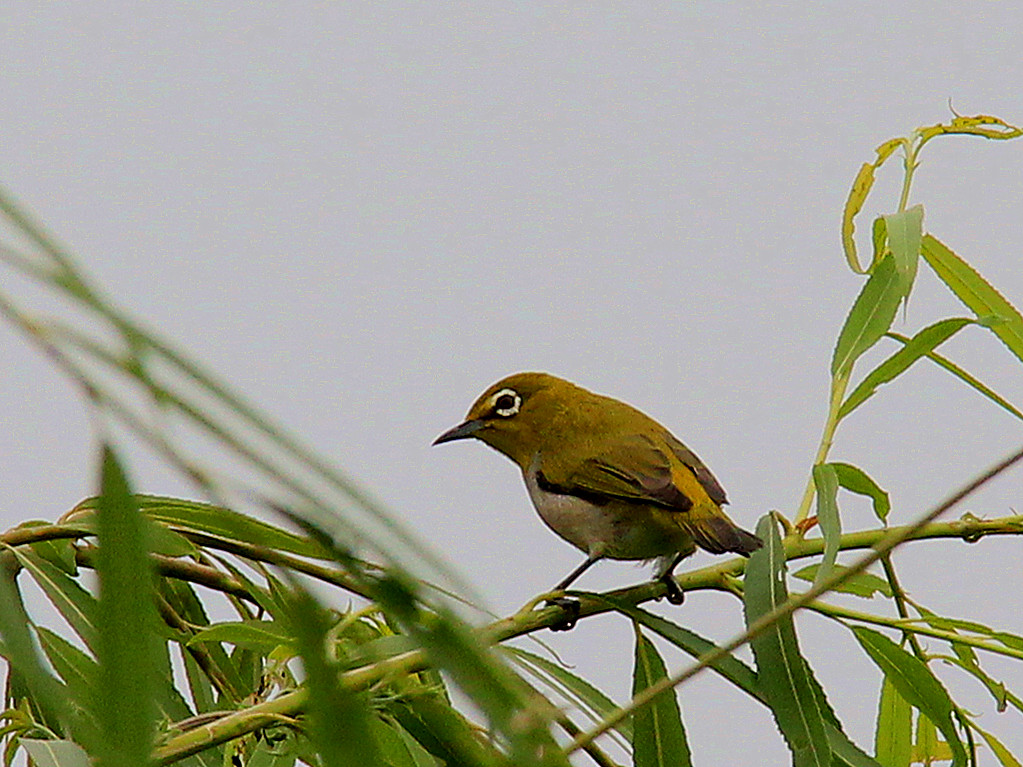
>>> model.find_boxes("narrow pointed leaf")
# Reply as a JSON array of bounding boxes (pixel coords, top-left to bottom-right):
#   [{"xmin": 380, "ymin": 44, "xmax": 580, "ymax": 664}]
[
  {"xmin": 841, "ymin": 139, "xmax": 902, "ymax": 273},
  {"xmin": 181, "ymin": 649, "xmax": 216, "ymax": 713},
  {"xmin": 839, "ymin": 319, "xmax": 974, "ymax": 420},
  {"xmin": 793, "ymin": 565, "xmax": 892, "ymax": 599},
  {"xmin": 871, "ymin": 217, "xmax": 888, "ymax": 264},
  {"xmin": 72, "ymin": 495, "xmax": 324, "ymax": 559},
  {"xmin": 744, "ymin": 515, "xmax": 831, "ymax": 767},
  {"xmin": 945, "ymin": 642, "xmax": 1021, "ymax": 713},
  {"xmin": 975, "ymin": 726, "xmax": 1023, "ymax": 767},
  {"xmin": 912, "ymin": 714, "xmax": 953, "ymax": 763},
  {"xmin": 187, "ymin": 620, "xmax": 294, "ymax": 653},
  {"xmin": 20, "ymin": 739, "xmax": 90, "ymax": 767},
  {"xmin": 288, "ymin": 584, "xmax": 384, "ymax": 767},
  {"xmin": 851, "ymin": 627, "xmax": 966, "ymax": 766},
  {"xmin": 832, "ymin": 254, "xmax": 903, "ymax": 379},
  {"xmin": 392, "ymin": 720, "xmax": 445, "ymax": 767},
  {"xmin": 368, "ymin": 559, "xmax": 566, "ymax": 767},
  {"xmin": 35, "ymin": 627, "xmax": 98, "ymax": 703},
  {"xmin": 888, "ymin": 331, "xmax": 1023, "ymax": 421},
  {"xmin": 17, "ymin": 521, "xmax": 79, "ymax": 574},
  {"xmin": 830, "ymin": 463, "xmax": 891, "ymax": 524},
  {"xmin": 874, "ymin": 677, "xmax": 911, "ymax": 767},
  {"xmin": 394, "ymin": 696, "xmax": 505, "ymax": 767},
  {"xmin": 506, "ymin": 646, "xmax": 632, "ymax": 742},
  {"xmin": 921, "ymin": 234, "xmax": 1023, "ymax": 364},
  {"xmin": 94, "ymin": 446, "xmax": 159, "ymax": 767},
  {"xmin": 370, "ymin": 716, "xmax": 419, "ymax": 767},
  {"xmin": 0, "ymin": 578, "xmax": 76, "ymax": 742},
  {"xmin": 812, "ymin": 464, "xmax": 841, "ymax": 588},
  {"xmin": 11, "ymin": 549, "xmax": 97, "ymax": 651},
  {"xmin": 606, "ymin": 600, "xmax": 758, "ymax": 698},
  {"xmin": 883, "ymin": 206, "xmax": 923, "ymax": 303},
  {"xmin": 632, "ymin": 624, "xmax": 692, "ymax": 767}
]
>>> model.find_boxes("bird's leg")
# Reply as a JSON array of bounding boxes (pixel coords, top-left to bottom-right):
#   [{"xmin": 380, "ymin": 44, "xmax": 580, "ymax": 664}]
[
  {"xmin": 656, "ymin": 553, "xmax": 687, "ymax": 605},
  {"xmin": 545, "ymin": 553, "xmax": 602, "ymax": 631}
]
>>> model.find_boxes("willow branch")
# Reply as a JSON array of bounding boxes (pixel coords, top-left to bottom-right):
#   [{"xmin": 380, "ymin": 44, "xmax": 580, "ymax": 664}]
[{"xmin": 152, "ymin": 509, "xmax": 1023, "ymax": 763}]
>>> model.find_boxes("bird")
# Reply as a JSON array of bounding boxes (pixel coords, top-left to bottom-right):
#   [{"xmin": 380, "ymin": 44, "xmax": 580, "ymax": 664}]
[{"xmin": 433, "ymin": 372, "xmax": 762, "ymax": 630}]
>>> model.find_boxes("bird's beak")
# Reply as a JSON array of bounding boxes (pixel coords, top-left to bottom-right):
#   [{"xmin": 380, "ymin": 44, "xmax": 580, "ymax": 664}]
[{"xmin": 432, "ymin": 418, "xmax": 485, "ymax": 445}]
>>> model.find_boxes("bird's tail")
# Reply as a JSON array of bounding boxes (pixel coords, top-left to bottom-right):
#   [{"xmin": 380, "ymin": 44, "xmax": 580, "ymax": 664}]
[{"xmin": 685, "ymin": 504, "xmax": 763, "ymax": 556}]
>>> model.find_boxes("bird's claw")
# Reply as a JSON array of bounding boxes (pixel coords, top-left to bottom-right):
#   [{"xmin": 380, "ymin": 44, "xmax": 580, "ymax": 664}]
[
  {"xmin": 545, "ymin": 596, "xmax": 581, "ymax": 631},
  {"xmin": 660, "ymin": 576, "xmax": 686, "ymax": 605}
]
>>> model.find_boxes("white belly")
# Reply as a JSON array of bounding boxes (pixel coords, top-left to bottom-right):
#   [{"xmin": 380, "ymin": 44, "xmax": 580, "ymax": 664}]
[{"xmin": 523, "ymin": 462, "xmax": 690, "ymax": 561}]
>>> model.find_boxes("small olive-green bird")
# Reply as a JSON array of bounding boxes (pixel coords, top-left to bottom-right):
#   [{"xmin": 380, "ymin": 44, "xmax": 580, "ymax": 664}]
[{"xmin": 434, "ymin": 372, "xmax": 761, "ymax": 628}]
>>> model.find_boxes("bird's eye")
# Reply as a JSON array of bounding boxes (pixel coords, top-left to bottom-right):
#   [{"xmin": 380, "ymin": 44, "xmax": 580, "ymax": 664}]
[{"xmin": 491, "ymin": 388, "xmax": 521, "ymax": 417}]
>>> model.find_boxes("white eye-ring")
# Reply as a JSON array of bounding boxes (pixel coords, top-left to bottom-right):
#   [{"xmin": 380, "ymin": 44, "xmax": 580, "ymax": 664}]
[{"xmin": 490, "ymin": 388, "xmax": 521, "ymax": 418}]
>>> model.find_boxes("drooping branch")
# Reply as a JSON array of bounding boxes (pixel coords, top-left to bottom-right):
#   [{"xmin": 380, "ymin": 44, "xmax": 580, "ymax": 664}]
[{"xmin": 147, "ymin": 511, "xmax": 1023, "ymax": 764}]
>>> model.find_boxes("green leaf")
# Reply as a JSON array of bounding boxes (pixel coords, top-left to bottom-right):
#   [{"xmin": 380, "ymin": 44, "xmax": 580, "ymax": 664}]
[
  {"xmin": 851, "ymin": 627, "xmax": 966, "ymax": 766},
  {"xmin": 391, "ymin": 718, "xmax": 444, "ymax": 767},
  {"xmin": 288, "ymin": 584, "xmax": 385, "ymax": 767},
  {"xmin": 368, "ymin": 566, "xmax": 566, "ymax": 767},
  {"xmin": 948, "ymin": 642, "xmax": 1016, "ymax": 713},
  {"xmin": 505, "ymin": 646, "xmax": 632, "ymax": 743},
  {"xmin": 812, "ymin": 464, "xmax": 841, "ymax": 588},
  {"xmin": 35, "ymin": 628, "xmax": 97, "ymax": 702},
  {"xmin": 11, "ymin": 549, "xmax": 97, "ymax": 651},
  {"xmin": 744, "ymin": 515, "xmax": 832, "ymax": 767},
  {"xmin": 631, "ymin": 624, "xmax": 692, "ymax": 767},
  {"xmin": 793, "ymin": 565, "xmax": 892, "ymax": 599},
  {"xmin": 146, "ymin": 523, "xmax": 198, "ymax": 557},
  {"xmin": 912, "ymin": 714, "xmax": 953, "ymax": 764},
  {"xmin": 832, "ymin": 254, "xmax": 904, "ymax": 379},
  {"xmin": 371, "ymin": 716, "xmax": 419, "ymax": 767},
  {"xmin": 20, "ymin": 739, "xmax": 91, "ymax": 767},
  {"xmin": 188, "ymin": 621, "xmax": 295, "ymax": 654},
  {"xmin": 181, "ymin": 649, "xmax": 216, "ymax": 714},
  {"xmin": 871, "ymin": 217, "xmax": 888, "ymax": 265},
  {"xmin": 604, "ymin": 599, "xmax": 758, "ymax": 700},
  {"xmin": 975, "ymin": 726, "xmax": 1023, "ymax": 767},
  {"xmin": 393, "ymin": 696, "xmax": 505, "ymax": 767},
  {"xmin": 830, "ymin": 463, "xmax": 892, "ymax": 524},
  {"xmin": 93, "ymin": 445, "xmax": 159, "ymax": 767},
  {"xmin": 159, "ymin": 578, "xmax": 247, "ymax": 703},
  {"xmin": 839, "ymin": 319, "xmax": 975, "ymax": 420},
  {"xmin": 0, "ymin": 578, "xmax": 76, "ymax": 742},
  {"xmin": 888, "ymin": 331, "xmax": 1023, "ymax": 422},
  {"xmin": 874, "ymin": 677, "xmax": 911, "ymax": 767},
  {"xmin": 883, "ymin": 206, "xmax": 923, "ymax": 304},
  {"xmin": 605, "ymin": 602, "xmax": 879, "ymax": 767},
  {"xmin": 901, "ymin": 612, "xmax": 1023, "ymax": 654},
  {"xmin": 17, "ymin": 521, "xmax": 79, "ymax": 575},
  {"xmin": 73, "ymin": 495, "xmax": 324, "ymax": 559},
  {"xmin": 921, "ymin": 234, "xmax": 1023, "ymax": 364}
]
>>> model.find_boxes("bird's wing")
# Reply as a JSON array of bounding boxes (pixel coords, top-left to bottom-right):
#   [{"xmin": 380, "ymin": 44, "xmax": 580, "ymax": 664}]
[
  {"xmin": 541, "ymin": 433, "xmax": 702, "ymax": 511},
  {"xmin": 540, "ymin": 431, "xmax": 758, "ymax": 555},
  {"xmin": 662, "ymin": 432, "xmax": 728, "ymax": 505}
]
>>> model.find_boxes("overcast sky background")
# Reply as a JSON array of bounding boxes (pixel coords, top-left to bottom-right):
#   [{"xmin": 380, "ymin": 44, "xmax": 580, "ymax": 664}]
[{"xmin": 2, "ymin": 3, "xmax": 1023, "ymax": 763}]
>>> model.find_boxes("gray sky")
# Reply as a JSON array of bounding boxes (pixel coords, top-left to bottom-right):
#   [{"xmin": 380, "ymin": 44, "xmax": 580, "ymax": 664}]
[{"xmin": 3, "ymin": 3, "xmax": 1023, "ymax": 762}]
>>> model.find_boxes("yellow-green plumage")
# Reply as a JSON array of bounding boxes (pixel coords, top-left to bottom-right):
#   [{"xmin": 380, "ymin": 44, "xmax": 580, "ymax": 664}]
[{"xmin": 434, "ymin": 372, "xmax": 761, "ymax": 615}]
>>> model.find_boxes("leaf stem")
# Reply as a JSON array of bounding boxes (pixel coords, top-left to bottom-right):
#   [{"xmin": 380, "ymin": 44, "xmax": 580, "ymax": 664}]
[{"xmin": 794, "ymin": 374, "xmax": 849, "ymax": 524}]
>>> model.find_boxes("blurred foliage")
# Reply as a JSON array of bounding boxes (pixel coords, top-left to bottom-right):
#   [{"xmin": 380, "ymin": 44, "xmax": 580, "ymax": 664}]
[{"xmin": 1, "ymin": 114, "xmax": 1022, "ymax": 766}]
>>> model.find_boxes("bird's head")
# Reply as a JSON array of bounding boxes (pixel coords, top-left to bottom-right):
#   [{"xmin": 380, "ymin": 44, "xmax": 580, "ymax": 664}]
[{"xmin": 433, "ymin": 372, "xmax": 576, "ymax": 468}]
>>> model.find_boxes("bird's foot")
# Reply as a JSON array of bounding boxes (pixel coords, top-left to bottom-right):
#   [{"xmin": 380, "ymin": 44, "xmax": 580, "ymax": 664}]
[
  {"xmin": 659, "ymin": 576, "xmax": 685, "ymax": 605},
  {"xmin": 545, "ymin": 596, "xmax": 581, "ymax": 631}
]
